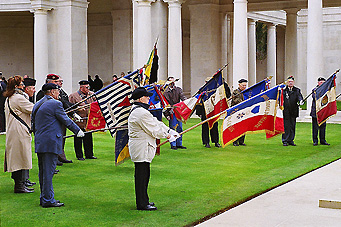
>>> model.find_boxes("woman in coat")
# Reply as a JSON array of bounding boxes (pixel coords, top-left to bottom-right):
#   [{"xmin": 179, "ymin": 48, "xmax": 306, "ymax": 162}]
[{"xmin": 4, "ymin": 76, "xmax": 35, "ymax": 193}]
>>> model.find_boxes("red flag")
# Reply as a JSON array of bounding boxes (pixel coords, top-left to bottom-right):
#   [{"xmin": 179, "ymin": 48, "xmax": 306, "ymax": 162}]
[{"xmin": 86, "ymin": 102, "xmax": 106, "ymax": 131}]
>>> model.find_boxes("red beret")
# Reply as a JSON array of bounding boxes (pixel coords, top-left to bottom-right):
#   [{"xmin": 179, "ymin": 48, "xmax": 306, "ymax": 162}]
[{"xmin": 46, "ymin": 74, "xmax": 60, "ymax": 80}]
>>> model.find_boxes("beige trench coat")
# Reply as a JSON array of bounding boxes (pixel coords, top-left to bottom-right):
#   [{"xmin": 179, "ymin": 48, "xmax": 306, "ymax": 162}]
[
  {"xmin": 128, "ymin": 105, "xmax": 169, "ymax": 163},
  {"xmin": 4, "ymin": 90, "xmax": 34, "ymax": 172}
]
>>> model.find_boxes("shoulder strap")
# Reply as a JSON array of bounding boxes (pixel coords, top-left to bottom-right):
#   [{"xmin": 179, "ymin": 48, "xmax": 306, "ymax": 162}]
[{"xmin": 7, "ymin": 98, "xmax": 31, "ymax": 132}]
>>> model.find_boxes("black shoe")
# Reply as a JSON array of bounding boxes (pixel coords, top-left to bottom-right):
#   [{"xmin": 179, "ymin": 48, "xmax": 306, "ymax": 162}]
[
  {"xmin": 54, "ymin": 169, "xmax": 59, "ymax": 174},
  {"xmin": 56, "ymin": 160, "xmax": 63, "ymax": 166},
  {"xmin": 177, "ymin": 146, "xmax": 187, "ymax": 149},
  {"xmin": 170, "ymin": 146, "xmax": 177, "ymax": 150},
  {"xmin": 233, "ymin": 142, "xmax": 239, "ymax": 146},
  {"xmin": 42, "ymin": 202, "xmax": 64, "ymax": 208},
  {"xmin": 239, "ymin": 143, "xmax": 246, "ymax": 146},
  {"xmin": 40, "ymin": 200, "xmax": 60, "ymax": 206},
  {"xmin": 320, "ymin": 142, "xmax": 330, "ymax": 146},
  {"xmin": 149, "ymin": 202, "xmax": 155, "ymax": 206},
  {"xmin": 283, "ymin": 142, "xmax": 288, "ymax": 146},
  {"xmin": 137, "ymin": 204, "xmax": 157, "ymax": 211},
  {"xmin": 288, "ymin": 142, "xmax": 296, "ymax": 146},
  {"xmin": 204, "ymin": 144, "xmax": 211, "ymax": 148},
  {"xmin": 215, "ymin": 143, "xmax": 221, "ymax": 148},
  {"xmin": 24, "ymin": 186, "xmax": 35, "ymax": 191},
  {"xmin": 61, "ymin": 159, "xmax": 73, "ymax": 163},
  {"xmin": 86, "ymin": 156, "xmax": 97, "ymax": 159},
  {"xmin": 77, "ymin": 157, "xmax": 85, "ymax": 161},
  {"xmin": 313, "ymin": 142, "xmax": 318, "ymax": 146},
  {"xmin": 24, "ymin": 179, "xmax": 36, "ymax": 187}
]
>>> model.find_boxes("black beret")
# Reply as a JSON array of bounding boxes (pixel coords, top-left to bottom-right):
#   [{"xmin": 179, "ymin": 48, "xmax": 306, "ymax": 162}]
[
  {"xmin": 23, "ymin": 78, "xmax": 36, "ymax": 86},
  {"xmin": 287, "ymin": 76, "xmax": 295, "ymax": 81},
  {"xmin": 46, "ymin": 74, "xmax": 60, "ymax": 80},
  {"xmin": 238, "ymin": 79, "xmax": 248, "ymax": 83},
  {"xmin": 42, "ymin": 83, "xmax": 59, "ymax": 91},
  {"xmin": 318, "ymin": 77, "xmax": 326, "ymax": 82},
  {"xmin": 131, "ymin": 87, "xmax": 153, "ymax": 100},
  {"xmin": 79, "ymin": 80, "xmax": 90, "ymax": 85}
]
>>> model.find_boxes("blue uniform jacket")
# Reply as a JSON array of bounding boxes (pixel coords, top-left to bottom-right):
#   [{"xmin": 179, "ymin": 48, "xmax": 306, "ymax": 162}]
[{"xmin": 32, "ymin": 95, "xmax": 80, "ymax": 154}]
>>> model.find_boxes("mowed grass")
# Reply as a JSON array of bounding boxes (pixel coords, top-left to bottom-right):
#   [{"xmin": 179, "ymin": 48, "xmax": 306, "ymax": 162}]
[{"xmin": 0, "ymin": 119, "xmax": 340, "ymax": 226}]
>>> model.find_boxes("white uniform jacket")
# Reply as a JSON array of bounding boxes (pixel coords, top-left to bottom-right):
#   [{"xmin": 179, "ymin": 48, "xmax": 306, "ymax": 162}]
[{"xmin": 128, "ymin": 104, "xmax": 169, "ymax": 163}]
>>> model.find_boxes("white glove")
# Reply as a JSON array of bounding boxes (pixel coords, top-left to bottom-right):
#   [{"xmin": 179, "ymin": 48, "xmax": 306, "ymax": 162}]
[
  {"xmin": 77, "ymin": 130, "xmax": 85, "ymax": 137},
  {"xmin": 299, "ymin": 100, "xmax": 305, "ymax": 106},
  {"xmin": 73, "ymin": 113, "xmax": 82, "ymax": 121},
  {"xmin": 169, "ymin": 129, "xmax": 180, "ymax": 139},
  {"xmin": 168, "ymin": 135, "xmax": 177, "ymax": 143}
]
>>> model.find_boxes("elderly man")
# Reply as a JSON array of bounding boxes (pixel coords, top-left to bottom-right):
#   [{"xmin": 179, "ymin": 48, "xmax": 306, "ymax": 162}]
[
  {"xmin": 282, "ymin": 76, "xmax": 304, "ymax": 146},
  {"xmin": 231, "ymin": 79, "xmax": 248, "ymax": 146},
  {"xmin": 69, "ymin": 80, "xmax": 97, "ymax": 160},
  {"xmin": 310, "ymin": 77, "xmax": 330, "ymax": 146},
  {"xmin": 128, "ymin": 87, "xmax": 179, "ymax": 211},
  {"xmin": 32, "ymin": 83, "xmax": 83, "ymax": 208},
  {"xmin": 163, "ymin": 77, "xmax": 187, "ymax": 150}
]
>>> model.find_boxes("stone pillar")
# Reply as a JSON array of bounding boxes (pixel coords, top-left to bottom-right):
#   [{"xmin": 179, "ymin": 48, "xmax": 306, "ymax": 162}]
[
  {"xmin": 132, "ymin": 0, "xmax": 138, "ymax": 69},
  {"xmin": 112, "ymin": 9, "xmax": 133, "ymax": 74},
  {"xmin": 233, "ymin": 0, "xmax": 248, "ymax": 88},
  {"xmin": 248, "ymin": 19, "xmax": 257, "ymax": 85},
  {"xmin": 307, "ymin": 0, "xmax": 323, "ymax": 109},
  {"xmin": 136, "ymin": 0, "xmax": 154, "ymax": 68},
  {"xmin": 227, "ymin": 14, "xmax": 233, "ymax": 87},
  {"xmin": 284, "ymin": 8, "xmax": 298, "ymax": 79},
  {"xmin": 165, "ymin": 0, "xmax": 184, "ymax": 86},
  {"xmin": 33, "ymin": 8, "xmax": 50, "ymax": 92},
  {"xmin": 267, "ymin": 23, "xmax": 277, "ymax": 86},
  {"xmin": 52, "ymin": 0, "xmax": 89, "ymax": 93},
  {"xmin": 152, "ymin": 0, "xmax": 168, "ymax": 81},
  {"xmin": 221, "ymin": 13, "xmax": 228, "ymax": 77}
]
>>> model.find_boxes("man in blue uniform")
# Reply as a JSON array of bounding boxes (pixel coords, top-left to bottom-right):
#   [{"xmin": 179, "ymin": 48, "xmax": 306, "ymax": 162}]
[{"xmin": 32, "ymin": 83, "xmax": 84, "ymax": 208}]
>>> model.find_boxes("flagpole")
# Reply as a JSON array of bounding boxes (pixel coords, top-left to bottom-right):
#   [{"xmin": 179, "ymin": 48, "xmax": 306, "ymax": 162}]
[
  {"xmin": 65, "ymin": 103, "xmax": 91, "ymax": 114},
  {"xmin": 157, "ymin": 111, "xmax": 226, "ymax": 148},
  {"xmin": 336, "ymin": 93, "xmax": 341, "ymax": 100},
  {"xmin": 63, "ymin": 125, "xmax": 128, "ymax": 139}
]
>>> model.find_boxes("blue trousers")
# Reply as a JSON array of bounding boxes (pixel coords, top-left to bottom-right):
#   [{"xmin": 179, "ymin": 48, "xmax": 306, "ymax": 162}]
[
  {"xmin": 37, "ymin": 153, "xmax": 58, "ymax": 206},
  {"xmin": 169, "ymin": 114, "xmax": 183, "ymax": 147}
]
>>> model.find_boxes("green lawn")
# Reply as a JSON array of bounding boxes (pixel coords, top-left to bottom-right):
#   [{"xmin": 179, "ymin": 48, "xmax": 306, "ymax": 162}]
[{"xmin": 1, "ymin": 119, "xmax": 340, "ymax": 226}]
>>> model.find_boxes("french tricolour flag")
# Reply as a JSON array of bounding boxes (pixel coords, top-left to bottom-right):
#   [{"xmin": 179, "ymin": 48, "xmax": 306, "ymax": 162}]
[
  {"xmin": 222, "ymin": 85, "xmax": 285, "ymax": 146},
  {"xmin": 174, "ymin": 93, "xmax": 202, "ymax": 123},
  {"xmin": 315, "ymin": 74, "xmax": 337, "ymax": 126}
]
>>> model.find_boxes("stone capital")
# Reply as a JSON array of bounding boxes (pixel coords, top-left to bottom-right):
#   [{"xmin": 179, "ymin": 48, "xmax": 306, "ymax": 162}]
[
  {"xmin": 284, "ymin": 8, "xmax": 299, "ymax": 15},
  {"xmin": 30, "ymin": 0, "xmax": 53, "ymax": 11},
  {"xmin": 134, "ymin": 0, "xmax": 156, "ymax": 5},
  {"xmin": 163, "ymin": 0, "xmax": 186, "ymax": 5}
]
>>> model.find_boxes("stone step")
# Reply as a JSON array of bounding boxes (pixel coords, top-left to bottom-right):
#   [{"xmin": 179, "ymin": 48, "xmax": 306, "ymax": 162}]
[{"xmin": 319, "ymin": 199, "xmax": 341, "ymax": 209}]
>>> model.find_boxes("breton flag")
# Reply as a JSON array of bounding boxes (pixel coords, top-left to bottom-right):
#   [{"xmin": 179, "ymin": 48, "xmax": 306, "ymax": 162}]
[
  {"xmin": 197, "ymin": 71, "xmax": 228, "ymax": 129},
  {"xmin": 315, "ymin": 74, "xmax": 337, "ymax": 125},
  {"xmin": 173, "ymin": 93, "xmax": 203, "ymax": 123},
  {"xmin": 242, "ymin": 78, "xmax": 271, "ymax": 100},
  {"xmin": 222, "ymin": 84, "xmax": 285, "ymax": 146},
  {"xmin": 95, "ymin": 70, "xmax": 142, "ymax": 137},
  {"xmin": 85, "ymin": 102, "xmax": 106, "ymax": 131}
]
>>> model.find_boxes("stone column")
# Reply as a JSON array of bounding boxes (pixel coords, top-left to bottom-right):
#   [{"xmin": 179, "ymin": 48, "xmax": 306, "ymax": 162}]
[
  {"xmin": 248, "ymin": 19, "xmax": 257, "ymax": 85},
  {"xmin": 165, "ymin": 0, "xmax": 184, "ymax": 86},
  {"xmin": 233, "ymin": 0, "xmax": 248, "ymax": 88},
  {"xmin": 33, "ymin": 8, "xmax": 49, "ymax": 91},
  {"xmin": 132, "ymin": 0, "xmax": 138, "ymax": 69},
  {"xmin": 284, "ymin": 8, "xmax": 298, "ymax": 79},
  {"xmin": 136, "ymin": 0, "xmax": 155, "ymax": 68},
  {"xmin": 307, "ymin": 0, "xmax": 323, "ymax": 109},
  {"xmin": 267, "ymin": 23, "xmax": 277, "ymax": 86},
  {"xmin": 227, "ymin": 14, "xmax": 233, "ymax": 87},
  {"xmin": 152, "ymin": 0, "xmax": 168, "ymax": 81},
  {"xmin": 221, "ymin": 12, "xmax": 228, "ymax": 77}
]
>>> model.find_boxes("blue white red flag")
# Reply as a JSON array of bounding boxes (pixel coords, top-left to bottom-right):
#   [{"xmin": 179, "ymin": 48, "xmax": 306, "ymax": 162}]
[
  {"xmin": 315, "ymin": 74, "xmax": 337, "ymax": 125},
  {"xmin": 173, "ymin": 93, "xmax": 203, "ymax": 123},
  {"xmin": 242, "ymin": 78, "xmax": 270, "ymax": 101},
  {"xmin": 222, "ymin": 84, "xmax": 285, "ymax": 146},
  {"xmin": 197, "ymin": 71, "xmax": 228, "ymax": 129},
  {"xmin": 145, "ymin": 84, "xmax": 169, "ymax": 109}
]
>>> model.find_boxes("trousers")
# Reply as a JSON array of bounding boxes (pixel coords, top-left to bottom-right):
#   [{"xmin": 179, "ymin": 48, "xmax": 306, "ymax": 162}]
[
  {"xmin": 134, "ymin": 162, "xmax": 150, "ymax": 209},
  {"xmin": 73, "ymin": 129, "xmax": 94, "ymax": 158},
  {"xmin": 312, "ymin": 117, "xmax": 327, "ymax": 144}
]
